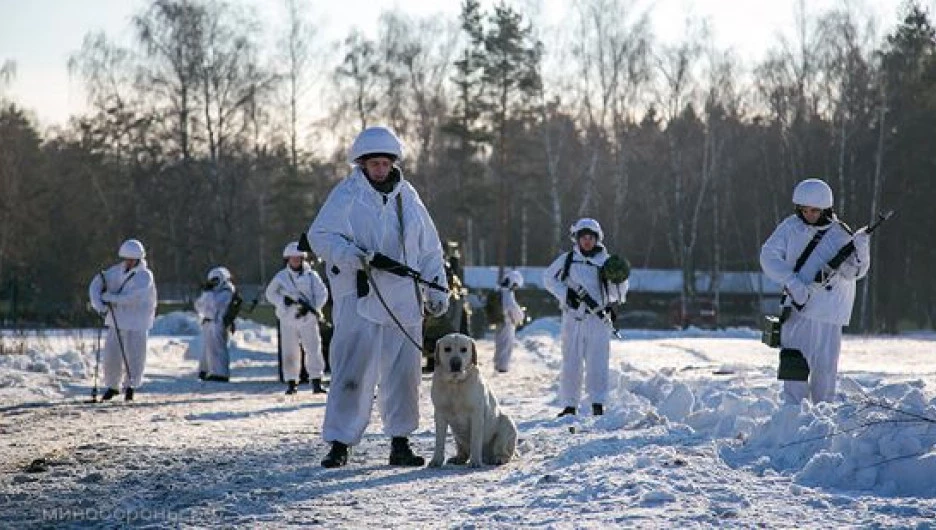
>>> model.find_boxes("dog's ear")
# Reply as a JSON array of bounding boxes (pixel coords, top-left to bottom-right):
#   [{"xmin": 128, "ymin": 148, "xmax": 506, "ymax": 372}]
[{"xmin": 471, "ymin": 339, "xmax": 478, "ymax": 366}]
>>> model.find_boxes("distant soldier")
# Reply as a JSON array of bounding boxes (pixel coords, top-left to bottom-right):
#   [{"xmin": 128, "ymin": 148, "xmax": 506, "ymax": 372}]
[
  {"xmin": 760, "ymin": 178, "xmax": 872, "ymax": 404},
  {"xmin": 543, "ymin": 219, "xmax": 630, "ymax": 417},
  {"xmin": 195, "ymin": 266, "xmax": 239, "ymax": 382},
  {"xmin": 266, "ymin": 242, "xmax": 329, "ymax": 395},
  {"xmin": 88, "ymin": 239, "xmax": 158, "ymax": 401},
  {"xmin": 492, "ymin": 270, "xmax": 525, "ymax": 373}
]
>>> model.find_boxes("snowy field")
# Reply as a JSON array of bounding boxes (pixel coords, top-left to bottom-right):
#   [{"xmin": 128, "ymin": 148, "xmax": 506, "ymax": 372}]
[{"xmin": 2, "ymin": 313, "xmax": 936, "ymax": 528}]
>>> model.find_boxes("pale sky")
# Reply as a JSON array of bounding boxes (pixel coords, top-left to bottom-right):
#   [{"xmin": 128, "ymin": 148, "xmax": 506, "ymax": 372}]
[{"xmin": 0, "ymin": 0, "xmax": 915, "ymax": 128}]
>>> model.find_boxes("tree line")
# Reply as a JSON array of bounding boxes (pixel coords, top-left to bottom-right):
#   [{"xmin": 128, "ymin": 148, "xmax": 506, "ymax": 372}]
[{"xmin": 1, "ymin": 0, "xmax": 934, "ymax": 331}]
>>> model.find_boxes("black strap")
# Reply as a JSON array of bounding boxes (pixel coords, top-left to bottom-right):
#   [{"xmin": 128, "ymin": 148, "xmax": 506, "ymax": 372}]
[
  {"xmin": 286, "ymin": 268, "xmax": 314, "ymax": 308},
  {"xmin": 781, "ymin": 228, "xmax": 828, "ymax": 318},
  {"xmin": 558, "ymin": 251, "xmax": 575, "ymax": 281},
  {"xmin": 794, "ymin": 229, "xmax": 827, "ymax": 273},
  {"xmin": 100, "ymin": 269, "xmax": 136, "ymax": 298},
  {"xmin": 558, "ymin": 250, "xmax": 609, "ymax": 310}
]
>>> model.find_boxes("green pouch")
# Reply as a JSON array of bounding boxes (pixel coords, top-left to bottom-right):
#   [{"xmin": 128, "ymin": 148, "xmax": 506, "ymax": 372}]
[
  {"xmin": 778, "ymin": 348, "xmax": 809, "ymax": 381},
  {"xmin": 761, "ymin": 315, "xmax": 781, "ymax": 348}
]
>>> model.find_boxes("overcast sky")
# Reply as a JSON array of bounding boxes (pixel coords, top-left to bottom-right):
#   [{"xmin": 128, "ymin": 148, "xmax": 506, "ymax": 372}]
[{"xmin": 0, "ymin": 0, "xmax": 914, "ymax": 128}]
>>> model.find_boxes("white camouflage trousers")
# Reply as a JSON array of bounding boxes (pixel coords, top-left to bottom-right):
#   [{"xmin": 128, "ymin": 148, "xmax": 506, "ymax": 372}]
[
  {"xmin": 322, "ymin": 295, "xmax": 422, "ymax": 446},
  {"xmin": 198, "ymin": 322, "xmax": 230, "ymax": 378},
  {"xmin": 780, "ymin": 311, "xmax": 843, "ymax": 404},
  {"xmin": 494, "ymin": 322, "xmax": 517, "ymax": 372},
  {"xmin": 559, "ymin": 312, "xmax": 610, "ymax": 409},
  {"xmin": 280, "ymin": 319, "xmax": 324, "ymax": 382},
  {"xmin": 103, "ymin": 328, "xmax": 148, "ymax": 390}
]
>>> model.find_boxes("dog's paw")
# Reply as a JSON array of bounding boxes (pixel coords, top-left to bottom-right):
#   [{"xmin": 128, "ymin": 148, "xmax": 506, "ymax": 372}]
[{"xmin": 427, "ymin": 457, "xmax": 444, "ymax": 468}]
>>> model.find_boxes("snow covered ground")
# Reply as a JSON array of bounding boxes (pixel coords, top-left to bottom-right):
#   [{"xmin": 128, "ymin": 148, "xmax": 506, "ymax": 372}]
[{"xmin": 2, "ymin": 312, "xmax": 936, "ymax": 528}]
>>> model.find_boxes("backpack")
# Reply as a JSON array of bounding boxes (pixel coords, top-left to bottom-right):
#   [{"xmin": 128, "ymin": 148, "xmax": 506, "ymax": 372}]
[
  {"xmin": 484, "ymin": 290, "xmax": 503, "ymax": 323},
  {"xmin": 223, "ymin": 291, "xmax": 243, "ymax": 332}
]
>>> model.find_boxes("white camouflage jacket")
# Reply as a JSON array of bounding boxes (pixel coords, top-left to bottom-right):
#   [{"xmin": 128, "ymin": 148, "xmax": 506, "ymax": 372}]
[
  {"xmin": 88, "ymin": 260, "xmax": 158, "ymax": 331},
  {"xmin": 308, "ymin": 167, "xmax": 447, "ymax": 326},
  {"xmin": 265, "ymin": 263, "xmax": 328, "ymax": 324},
  {"xmin": 760, "ymin": 214, "xmax": 870, "ymax": 325},
  {"xmin": 543, "ymin": 246, "xmax": 629, "ymax": 319}
]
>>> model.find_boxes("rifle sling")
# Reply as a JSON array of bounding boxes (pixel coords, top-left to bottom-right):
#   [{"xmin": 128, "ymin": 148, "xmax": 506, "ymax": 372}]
[{"xmin": 780, "ymin": 228, "xmax": 827, "ymax": 320}]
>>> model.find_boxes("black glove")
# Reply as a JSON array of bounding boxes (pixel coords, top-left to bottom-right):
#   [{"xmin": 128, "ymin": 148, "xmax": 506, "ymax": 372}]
[
  {"xmin": 565, "ymin": 288, "xmax": 580, "ymax": 309},
  {"xmin": 284, "ymin": 296, "xmax": 295, "ymax": 306},
  {"xmin": 296, "ymin": 305, "xmax": 310, "ymax": 317},
  {"xmin": 370, "ymin": 252, "xmax": 408, "ymax": 276}
]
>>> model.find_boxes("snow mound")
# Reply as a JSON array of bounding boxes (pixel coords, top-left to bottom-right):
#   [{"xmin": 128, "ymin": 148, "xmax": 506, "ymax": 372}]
[
  {"xmin": 151, "ymin": 311, "xmax": 201, "ymax": 336},
  {"xmin": 518, "ymin": 317, "xmax": 562, "ymax": 338},
  {"xmin": 720, "ymin": 381, "xmax": 936, "ymax": 497},
  {"xmin": 518, "ymin": 317, "xmax": 759, "ymax": 341},
  {"xmin": 0, "ymin": 347, "xmax": 88, "ymax": 381}
]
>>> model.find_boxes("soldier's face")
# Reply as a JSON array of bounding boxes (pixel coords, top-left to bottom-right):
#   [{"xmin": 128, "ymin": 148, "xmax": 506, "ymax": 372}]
[
  {"xmin": 799, "ymin": 206, "xmax": 823, "ymax": 224},
  {"xmin": 578, "ymin": 233, "xmax": 597, "ymax": 251},
  {"xmin": 287, "ymin": 256, "xmax": 304, "ymax": 269},
  {"xmin": 363, "ymin": 157, "xmax": 393, "ymax": 183}
]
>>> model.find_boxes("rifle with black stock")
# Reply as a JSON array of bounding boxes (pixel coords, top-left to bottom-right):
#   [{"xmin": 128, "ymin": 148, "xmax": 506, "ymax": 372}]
[{"xmin": 813, "ymin": 209, "xmax": 894, "ymax": 285}]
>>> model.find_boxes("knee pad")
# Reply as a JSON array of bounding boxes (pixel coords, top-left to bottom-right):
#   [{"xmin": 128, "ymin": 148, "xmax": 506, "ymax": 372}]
[{"xmin": 778, "ymin": 348, "xmax": 810, "ymax": 381}]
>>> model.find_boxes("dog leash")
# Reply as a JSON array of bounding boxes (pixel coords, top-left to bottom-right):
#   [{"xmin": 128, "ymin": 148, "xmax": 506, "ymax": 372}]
[{"xmin": 362, "ymin": 262, "xmax": 427, "ymax": 355}]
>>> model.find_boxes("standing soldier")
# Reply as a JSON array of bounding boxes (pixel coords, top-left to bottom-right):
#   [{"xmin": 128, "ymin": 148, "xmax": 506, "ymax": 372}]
[
  {"xmin": 543, "ymin": 218, "xmax": 630, "ymax": 417},
  {"xmin": 760, "ymin": 178, "xmax": 871, "ymax": 404},
  {"xmin": 309, "ymin": 126, "xmax": 449, "ymax": 468},
  {"xmin": 266, "ymin": 242, "xmax": 329, "ymax": 395},
  {"xmin": 195, "ymin": 266, "xmax": 238, "ymax": 382},
  {"xmin": 492, "ymin": 270, "xmax": 525, "ymax": 373},
  {"xmin": 88, "ymin": 239, "xmax": 158, "ymax": 401}
]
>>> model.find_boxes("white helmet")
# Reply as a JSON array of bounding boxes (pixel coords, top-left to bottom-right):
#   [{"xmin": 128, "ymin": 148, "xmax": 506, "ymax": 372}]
[
  {"xmin": 504, "ymin": 270, "xmax": 524, "ymax": 289},
  {"xmin": 207, "ymin": 266, "xmax": 231, "ymax": 283},
  {"xmin": 792, "ymin": 179, "xmax": 834, "ymax": 209},
  {"xmin": 569, "ymin": 218, "xmax": 604, "ymax": 243},
  {"xmin": 348, "ymin": 126, "xmax": 404, "ymax": 164},
  {"xmin": 282, "ymin": 241, "xmax": 306, "ymax": 259},
  {"xmin": 118, "ymin": 238, "xmax": 146, "ymax": 259}
]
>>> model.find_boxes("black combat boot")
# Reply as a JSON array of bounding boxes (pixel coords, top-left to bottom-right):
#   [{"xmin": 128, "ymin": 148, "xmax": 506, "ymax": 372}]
[
  {"xmin": 592, "ymin": 403, "xmax": 603, "ymax": 416},
  {"xmin": 388, "ymin": 437, "xmax": 425, "ymax": 466},
  {"xmin": 101, "ymin": 388, "xmax": 119, "ymax": 401},
  {"xmin": 285, "ymin": 380, "xmax": 298, "ymax": 395},
  {"xmin": 125, "ymin": 388, "xmax": 135, "ymax": 402},
  {"xmin": 198, "ymin": 371, "xmax": 207, "ymax": 381},
  {"xmin": 557, "ymin": 406, "xmax": 576, "ymax": 418},
  {"xmin": 321, "ymin": 442, "xmax": 349, "ymax": 468},
  {"xmin": 311, "ymin": 378, "xmax": 327, "ymax": 394},
  {"xmin": 422, "ymin": 356, "xmax": 435, "ymax": 374}
]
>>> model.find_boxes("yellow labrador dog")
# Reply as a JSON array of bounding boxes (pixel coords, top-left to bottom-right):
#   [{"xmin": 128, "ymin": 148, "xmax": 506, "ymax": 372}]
[{"xmin": 428, "ymin": 333, "xmax": 517, "ymax": 468}]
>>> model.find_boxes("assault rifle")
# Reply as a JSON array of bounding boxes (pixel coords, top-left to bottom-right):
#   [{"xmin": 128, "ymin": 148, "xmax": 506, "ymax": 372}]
[
  {"xmin": 367, "ymin": 252, "xmax": 449, "ymax": 293},
  {"xmin": 813, "ymin": 210, "xmax": 894, "ymax": 284},
  {"xmin": 287, "ymin": 295, "xmax": 325, "ymax": 323},
  {"xmin": 575, "ymin": 288, "xmax": 624, "ymax": 339}
]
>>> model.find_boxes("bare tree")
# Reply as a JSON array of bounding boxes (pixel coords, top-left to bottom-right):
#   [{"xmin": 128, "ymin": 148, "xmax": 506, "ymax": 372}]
[
  {"xmin": 333, "ymin": 30, "xmax": 381, "ymax": 133},
  {"xmin": 133, "ymin": 0, "xmax": 207, "ymax": 162},
  {"xmin": 378, "ymin": 12, "xmax": 458, "ymax": 197},
  {"xmin": 278, "ymin": 0, "xmax": 316, "ymax": 179},
  {"xmin": 654, "ymin": 19, "xmax": 706, "ymax": 322},
  {"xmin": 570, "ymin": 0, "xmax": 652, "ymax": 244}
]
